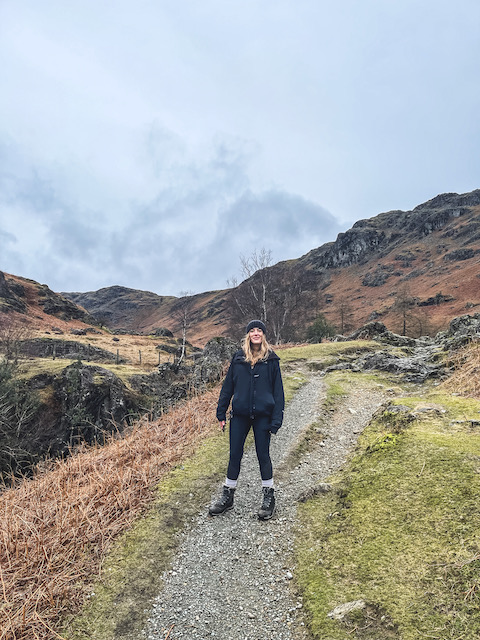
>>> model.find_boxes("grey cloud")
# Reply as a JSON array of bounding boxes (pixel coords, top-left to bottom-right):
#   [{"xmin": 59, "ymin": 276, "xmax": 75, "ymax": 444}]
[
  {"xmin": 0, "ymin": 229, "xmax": 17, "ymax": 244},
  {"xmin": 0, "ymin": 128, "xmax": 342, "ymax": 295},
  {"xmin": 213, "ymin": 189, "xmax": 340, "ymax": 263}
]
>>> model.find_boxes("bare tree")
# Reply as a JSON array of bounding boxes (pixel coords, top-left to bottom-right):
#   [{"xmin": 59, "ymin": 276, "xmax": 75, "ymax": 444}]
[
  {"xmin": 239, "ymin": 247, "xmax": 273, "ymax": 323},
  {"xmin": 0, "ymin": 317, "xmax": 32, "ymax": 362},
  {"xmin": 268, "ymin": 275, "xmax": 303, "ymax": 344},
  {"xmin": 228, "ymin": 249, "xmax": 304, "ymax": 343},
  {"xmin": 172, "ymin": 291, "xmax": 194, "ymax": 366}
]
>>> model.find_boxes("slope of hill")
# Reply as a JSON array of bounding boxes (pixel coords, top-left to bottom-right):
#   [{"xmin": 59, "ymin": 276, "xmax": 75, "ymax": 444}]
[
  {"xmin": 62, "ymin": 189, "xmax": 480, "ymax": 344},
  {"xmin": 0, "ymin": 271, "xmax": 98, "ymax": 332},
  {"xmin": 296, "ymin": 189, "xmax": 480, "ymax": 335},
  {"xmin": 63, "ymin": 286, "xmax": 229, "ymax": 345}
]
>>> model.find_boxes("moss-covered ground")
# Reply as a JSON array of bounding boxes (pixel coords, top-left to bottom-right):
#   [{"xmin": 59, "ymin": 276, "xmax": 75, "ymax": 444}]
[
  {"xmin": 279, "ymin": 340, "xmax": 379, "ymax": 367},
  {"xmin": 295, "ymin": 376, "xmax": 480, "ymax": 640},
  {"xmin": 17, "ymin": 358, "xmax": 152, "ymax": 386}
]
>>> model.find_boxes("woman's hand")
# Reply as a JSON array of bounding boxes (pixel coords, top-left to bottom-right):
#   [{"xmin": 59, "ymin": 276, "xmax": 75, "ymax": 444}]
[{"xmin": 219, "ymin": 420, "xmax": 226, "ymax": 432}]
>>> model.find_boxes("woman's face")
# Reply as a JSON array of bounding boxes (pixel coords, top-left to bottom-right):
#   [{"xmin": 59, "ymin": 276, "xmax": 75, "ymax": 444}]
[{"xmin": 249, "ymin": 327, "xmax": 263, "ymax": 346}]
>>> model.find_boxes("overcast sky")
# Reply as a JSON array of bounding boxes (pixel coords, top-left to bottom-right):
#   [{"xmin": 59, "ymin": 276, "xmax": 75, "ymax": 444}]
[{"xmin": 1, "ymin": 1, "xmax": 479, "ymax": 296}]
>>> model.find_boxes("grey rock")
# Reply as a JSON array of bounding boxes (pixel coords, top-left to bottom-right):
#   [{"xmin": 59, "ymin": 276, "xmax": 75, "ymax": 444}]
[
  {"xmin": 15, "ymin": 338, "xmax": 122, "ymax": 363},
  {"xmin": 152, "ymin": 327, "xmax": 174, "ymax": 337},
  {"xmin": 192, "ymin": 336, "xmax": 238, "ymax": 385},
  {"xmin": 443, "ymin": 248, "xmax": 478, "ymax": 262},
  {"xmin": 53, "ymin": 362, "xmax": 137, "ymax": 448}
]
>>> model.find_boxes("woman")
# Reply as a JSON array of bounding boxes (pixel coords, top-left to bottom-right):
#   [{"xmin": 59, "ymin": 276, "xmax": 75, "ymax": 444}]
[{"xmin": 209, "ymin": 319, "xmax": 284, "ymax": 520}]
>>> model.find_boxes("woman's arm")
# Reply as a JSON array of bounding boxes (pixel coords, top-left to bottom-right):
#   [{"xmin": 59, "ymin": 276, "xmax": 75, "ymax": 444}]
[
  {"xmin": 216, "ymin": 360, "xmax": 235, "ymax": 422},
  {"xmin": 270, "ymin": 359, "xmax": 285, "ymax": 432}
]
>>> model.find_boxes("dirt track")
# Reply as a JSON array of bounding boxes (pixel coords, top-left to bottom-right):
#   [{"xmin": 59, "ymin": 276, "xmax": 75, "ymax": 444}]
[{"xmin": 142, "ymin": 374, "xmax": 388, "ymax": 640}]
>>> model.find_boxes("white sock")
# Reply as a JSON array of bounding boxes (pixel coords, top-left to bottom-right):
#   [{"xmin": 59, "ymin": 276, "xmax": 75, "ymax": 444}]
[
  {"xmin": 262, "ymin": 478, "xmax": 274, "ymax": 488},
  {"xmin": 225, "ymin": 477, "xmax": 237, "ymax": 488}
]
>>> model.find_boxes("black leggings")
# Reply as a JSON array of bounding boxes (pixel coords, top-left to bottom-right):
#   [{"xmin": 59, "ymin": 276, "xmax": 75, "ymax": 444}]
[{"xmin": 227, "ymin": 414, "xmax": 272, "ymax": 481}]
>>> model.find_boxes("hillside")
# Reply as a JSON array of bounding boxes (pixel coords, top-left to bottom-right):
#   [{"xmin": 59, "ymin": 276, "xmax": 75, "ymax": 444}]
[
  {"xmin": 63, "ymin": 286, "xmax": 228, "ymax": 345},
  {"xmin": 0, "ymin": 271, "xmax": 98, "ymax": 332},
  {"xmin": 297, "ymin": 189, "xmax": 480, "ymax": 335},
  {"xmin": 3, "ymin": 325, "xmax": 480, "ymax": 640},
  {"xmin": 61, "ymin": 189, "xmax": 480, "ymax": 344}
]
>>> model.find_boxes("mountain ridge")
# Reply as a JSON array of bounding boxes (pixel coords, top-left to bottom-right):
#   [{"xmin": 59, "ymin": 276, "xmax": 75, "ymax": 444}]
[
  {"xmin": 2, "ymin": 189, "xmax": 480, "ymax": 345},
  {"xmin": 60, "ymin": 189, "xmax": 480, "ymax": 343}
]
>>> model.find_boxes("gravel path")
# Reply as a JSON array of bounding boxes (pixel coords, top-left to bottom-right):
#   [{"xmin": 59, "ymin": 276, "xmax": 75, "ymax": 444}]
[{"xmin": 142, "ymin": 375, "xmax": 388, "ymax": 640}]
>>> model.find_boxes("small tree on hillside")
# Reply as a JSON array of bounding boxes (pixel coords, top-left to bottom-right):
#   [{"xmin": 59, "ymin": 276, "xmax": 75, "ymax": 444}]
[
  {"xmin": 306, "ymin": 314, "xmax": 336, "ymax": 343},
  {"xmin": 227, "ymin": 249, "xmax": 304, "ymax": 343},
  {"xmin": 335, "ymin": 296, "xmax": 354, "ymax": 335},
  {"xmin": 172, "ymin": 290, "xmax": 194, "ymax": 366},
  {"xmin": 392, "ymin": 285, "xmax": 419, "ymax": 336},
  {"xmin": 0, "ymin": 317, "xmax": 32, "ymax": 362}
]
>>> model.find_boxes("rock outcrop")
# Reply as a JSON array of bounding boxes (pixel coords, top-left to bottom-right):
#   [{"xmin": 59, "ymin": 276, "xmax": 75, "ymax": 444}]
[
  {"xmin": 0, "ymin": 271, "xmax": 26, "ymax": 313},
  {"xmin": 0, "ymin": 361, "xmax": 138, "ymax": 481},
  {"xmin": 16, "ymin": 338, "xmax": 123, "ymax": 363},
  {"xmin": 52, "ymin": 362, "xmax": 136, "ymax": 447}
]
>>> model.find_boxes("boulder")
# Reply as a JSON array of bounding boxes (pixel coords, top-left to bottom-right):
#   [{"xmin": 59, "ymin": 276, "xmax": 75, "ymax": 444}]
[
  {"xmin": 346, "ymin": 322, "xmax": 417, "ymax": 347},
  {"xmin": 53, "ymin": 362, "xmax": 137, "ymax": 448},
  {"xmin": 193, "ymin": 337, "xmax": 239, "ymax": 384},
  {"xmin": 436, "ymin": 313, "xmax": 480, "ymax": 349},
  {"xmin": 152, "ymin": 327, "xmax": 174, "ymax": 338},
  {"xmin": 353, "ymin": 351, "xmax": 440, "ymax": 383}
]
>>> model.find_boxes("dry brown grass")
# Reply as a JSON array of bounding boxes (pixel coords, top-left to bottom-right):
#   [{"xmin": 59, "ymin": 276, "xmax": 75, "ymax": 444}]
[
  {"xmin": 0, "ymin": 387, "xmax": 219, "ymax": 640},
  {"xmin": 442, "ymin": 340, "xmax": 480, "ymax": 398}
]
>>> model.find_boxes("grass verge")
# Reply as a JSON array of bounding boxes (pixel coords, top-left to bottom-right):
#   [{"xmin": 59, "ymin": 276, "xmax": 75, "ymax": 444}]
[
  {"xmin": 295, "ymin": 390, "xmax": 480, "ymax": 640},
  {"xmin": 278, "ymin": 340, "xmax": 379, "ymax": 365}
]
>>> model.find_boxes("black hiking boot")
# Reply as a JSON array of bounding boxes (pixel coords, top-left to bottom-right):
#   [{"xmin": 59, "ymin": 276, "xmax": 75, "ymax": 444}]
[
  {"xmin": 258, "ymin": 487, "xmax": 275, "ymax": 520},
  {"xmin": 208, "ymin": 485, "xmax": 235, "ymax": 516}
]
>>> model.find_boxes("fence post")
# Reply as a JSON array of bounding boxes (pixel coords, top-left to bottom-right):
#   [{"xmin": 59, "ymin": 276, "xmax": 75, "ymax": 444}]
[{"xmin": 116, "ymin": 349, "xmax": 119, "ymax": 365}]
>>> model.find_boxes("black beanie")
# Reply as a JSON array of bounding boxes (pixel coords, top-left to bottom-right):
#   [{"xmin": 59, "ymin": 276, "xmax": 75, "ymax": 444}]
[{"xmin": 246, "ymin": 319, "xmax": 267, "ymax": 335}]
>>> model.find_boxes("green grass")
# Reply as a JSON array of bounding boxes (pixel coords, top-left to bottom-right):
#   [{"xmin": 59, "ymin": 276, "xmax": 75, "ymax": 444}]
[
  {"xmin": 295, "ymin": 392, "xmax": 480, "ymax": 640},
  {"xmin": 283, "ymin": 371, "xmax": 308, "ymax": 403},
  {"xmin": 278, "ymin": 340, "xmax": 379, "ymax": 363},
  {"xmin": 17, "ymin": 358, "xmax": 151, "ymax": 386}
]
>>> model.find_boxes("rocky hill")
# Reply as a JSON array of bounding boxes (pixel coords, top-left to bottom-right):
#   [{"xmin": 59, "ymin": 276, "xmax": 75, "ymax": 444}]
[
  {"xmin": 293, "ymin": 189, "xmax": 480, "ymax": 336},
  {"xmin": 62, "ymin": 286, "xmax": 229, "ymax": 345},
  {"xmin": 61, "ymin": 190, "xmax": 480, "ymax": 344},
  {"xmin": 0, "ymin": 271, "xmax": 98, "ymax": 331}
]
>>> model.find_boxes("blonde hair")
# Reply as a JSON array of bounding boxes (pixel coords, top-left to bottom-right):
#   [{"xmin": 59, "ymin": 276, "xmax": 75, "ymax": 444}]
[{"xmin": 242, "ymin": 332, "xmax": 271, "ymax": 366}]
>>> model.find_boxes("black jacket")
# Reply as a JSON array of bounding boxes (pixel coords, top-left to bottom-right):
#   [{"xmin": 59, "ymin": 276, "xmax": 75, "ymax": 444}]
[{"xmin": 216, "ymin": 349, "xmax": 285, "ymax": 432}]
